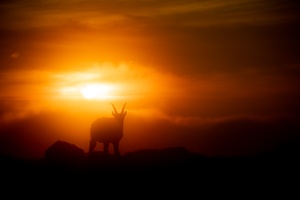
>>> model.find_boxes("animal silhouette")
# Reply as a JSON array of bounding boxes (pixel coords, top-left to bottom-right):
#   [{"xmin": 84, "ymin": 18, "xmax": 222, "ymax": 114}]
[{"xmin": 89, "ymin": 103, "xmax": 127, "ymax": 157}]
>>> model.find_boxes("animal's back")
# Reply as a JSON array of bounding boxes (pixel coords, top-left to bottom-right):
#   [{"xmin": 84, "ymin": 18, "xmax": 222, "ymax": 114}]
[{"xmin": 90, "ymin": 117, "xmax": 123, "ymax": 142}]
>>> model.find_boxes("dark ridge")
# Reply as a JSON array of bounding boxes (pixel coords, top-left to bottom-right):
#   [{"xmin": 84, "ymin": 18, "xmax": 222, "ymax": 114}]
[
  {"xmin": 44, "ymin": 140, "xmax": 87, "ymax": 169},
  {"xmin": 1, "ymin": 139, "xmax": 299, "ymax": 188}
]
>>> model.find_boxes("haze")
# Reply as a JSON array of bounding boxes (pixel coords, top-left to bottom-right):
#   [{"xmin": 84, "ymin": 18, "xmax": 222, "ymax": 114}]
[{"xmin": 0, "ymin": 0, "xmax": 299, "ymax": 159}]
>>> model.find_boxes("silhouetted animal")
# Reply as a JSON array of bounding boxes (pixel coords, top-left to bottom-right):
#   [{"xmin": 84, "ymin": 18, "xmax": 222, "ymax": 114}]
[{"xmin": 89, "ymin": 103, "xmax": 127, "ymax": 156}]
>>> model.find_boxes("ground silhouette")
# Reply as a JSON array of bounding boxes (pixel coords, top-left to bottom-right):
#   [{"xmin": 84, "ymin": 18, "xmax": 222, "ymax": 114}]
[
  {"xmin": 1, "ymin": 139, "xmax": 299, "ymax": 192},
  {"xmin": 4, "ymin": 140, "xmax": 299, "ymax": 173}
]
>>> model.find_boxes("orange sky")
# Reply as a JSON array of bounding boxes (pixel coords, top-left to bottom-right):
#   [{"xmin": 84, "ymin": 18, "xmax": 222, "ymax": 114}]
[{"xmin": 0, "ymin": 0, "xmax": 300, "ymax": 159}]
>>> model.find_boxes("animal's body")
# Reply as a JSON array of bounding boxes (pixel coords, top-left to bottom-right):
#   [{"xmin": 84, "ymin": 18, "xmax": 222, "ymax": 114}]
[{"xmin": 89, "ymin": 103, "xmax": 127, "ymax": 156}]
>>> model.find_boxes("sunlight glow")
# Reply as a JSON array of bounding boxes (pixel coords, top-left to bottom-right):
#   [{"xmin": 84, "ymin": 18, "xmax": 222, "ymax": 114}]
[
  {"xmin": 46, "ymin": 62, "xmax": 182, "ymax": 105},
  {"xmin": 80, "ymin": 84, "xmax": 113, "ymax": 99}
]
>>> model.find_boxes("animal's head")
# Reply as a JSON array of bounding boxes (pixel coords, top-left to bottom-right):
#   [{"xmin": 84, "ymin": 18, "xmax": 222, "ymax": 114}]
[{"xmin": 111, "ymin": 103, "xmax": 127, "ymax": 124}]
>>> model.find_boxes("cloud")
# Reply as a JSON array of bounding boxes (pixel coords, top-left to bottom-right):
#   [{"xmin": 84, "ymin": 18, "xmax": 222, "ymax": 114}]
[
  {"xmin": 125, "ymin": 112, "xmax": 300, "ymax": 157},
  {"xmin": 1, "ymin": 62, "xmax": 300, "ymax": 126},
  {"xmin": 1, "ymin": 3, "xmax": 299, "ymax": 77},
  {"xmin": 0, "ymin": 110, "xmax": 93, "ymax": 159},
  {"xmin": 0, "ymin": 101, "xmax": 299, "ymax": 159},
  {"xmin": 0, "ymin": 0, "xmax": 299, "ymax": 159},
  {"xmin": 1, "ymin": 0, "xmax": 299, "ymax": 31},
  {"xmin": 10, "ymin": 51, "xmax": 20, "ymax": 58}
]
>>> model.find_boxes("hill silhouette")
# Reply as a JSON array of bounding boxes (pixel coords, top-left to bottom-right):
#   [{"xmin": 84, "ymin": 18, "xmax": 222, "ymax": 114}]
[
  {"xmin": 0, "ymin": 141, "xmax": 300, "ymax": 198},
  {"xmin": 1, "ymin": 139, "xmax": 299, "ymax": 194}
]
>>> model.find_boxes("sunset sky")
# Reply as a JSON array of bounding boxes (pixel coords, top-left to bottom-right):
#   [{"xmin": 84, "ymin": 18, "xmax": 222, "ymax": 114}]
[{"xmin": 0, "ymin": 0, "xmax": 299, "ymax": 159}]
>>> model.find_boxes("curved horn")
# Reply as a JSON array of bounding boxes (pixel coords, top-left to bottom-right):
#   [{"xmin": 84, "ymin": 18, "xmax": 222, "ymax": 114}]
[
  {"xmin": 121, "ymin": 102, "xmax": 127, "ymax": 114},
  {"xmin": 111, "ymin": 103, "xmax": 118, "ymax": 113}
]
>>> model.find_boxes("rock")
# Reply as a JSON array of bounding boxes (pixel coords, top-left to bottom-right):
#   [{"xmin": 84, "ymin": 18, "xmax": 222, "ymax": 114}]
[{"xmin": 44, "ymin": 140, "xmax": 86, "ymax": 168}]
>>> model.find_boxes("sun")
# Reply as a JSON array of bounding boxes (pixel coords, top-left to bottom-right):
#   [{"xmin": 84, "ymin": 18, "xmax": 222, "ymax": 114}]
[
  {"xmin": 81, "ymin": 85, "xmax": 97, "ymax": 99},
  {"xmin": 80, "ymin": 84, "xmax": 112, "ymax": 99}
]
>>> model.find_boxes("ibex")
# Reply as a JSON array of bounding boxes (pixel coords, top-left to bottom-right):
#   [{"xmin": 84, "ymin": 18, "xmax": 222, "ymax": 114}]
[{"xmin": 89, "ymin": 103, "xmax": 127, "ymax": 157}]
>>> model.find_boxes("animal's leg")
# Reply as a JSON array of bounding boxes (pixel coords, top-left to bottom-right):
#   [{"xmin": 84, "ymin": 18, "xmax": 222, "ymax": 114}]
[
  {"xmin": 103, "ymin": 142, "xmax": 109, "ymax": 154},
  {"xmin": 89, "ymin": 139, "xmax": 97, "ymax": 154},
  {"xmin": 112, "ymin": 141, "xmax": 120, "ymax": 157}
]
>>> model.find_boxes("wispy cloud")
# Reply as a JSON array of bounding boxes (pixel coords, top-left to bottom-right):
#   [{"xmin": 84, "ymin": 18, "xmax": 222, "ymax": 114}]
[
  {"xmin": 10, "ymin": 51, "xmax": 19, "ymax": 58},
  {"xmin": 1, "ymin": 0, "xmax": 299, "ymax": 30}
]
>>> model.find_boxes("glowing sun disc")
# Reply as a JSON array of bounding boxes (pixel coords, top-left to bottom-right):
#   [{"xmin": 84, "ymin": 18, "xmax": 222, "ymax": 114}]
[
  {"xmin": 80, "ymin": 84, "xmax": 112, "ymax": 99},
  {"xmin": 82, "ymin": 86, "xmax": 97, "ymax": 99}
]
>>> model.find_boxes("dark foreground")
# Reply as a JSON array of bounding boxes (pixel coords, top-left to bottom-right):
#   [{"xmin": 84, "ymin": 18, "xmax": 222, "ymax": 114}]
[{"xmin": 1, "ymin": 141, "xmax": 299, "ymax": 196}]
